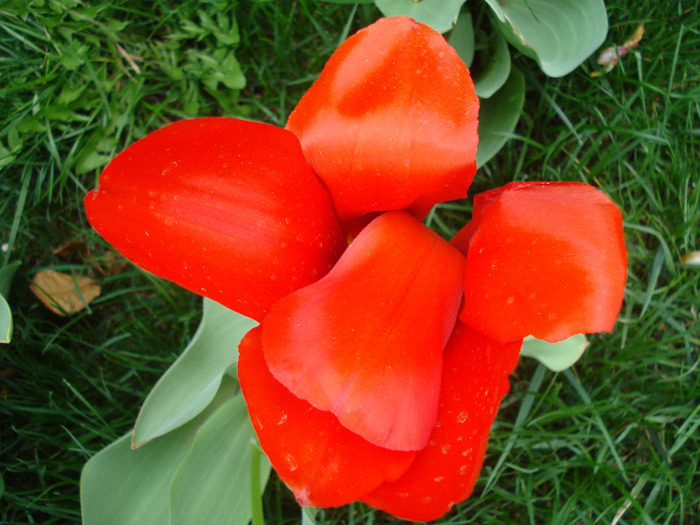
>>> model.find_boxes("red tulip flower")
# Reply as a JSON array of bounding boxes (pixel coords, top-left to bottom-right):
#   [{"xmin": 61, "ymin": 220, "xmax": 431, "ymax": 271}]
[{"xmin": 85, "ymin": 16, "xmax": 627, "ymax": 523}]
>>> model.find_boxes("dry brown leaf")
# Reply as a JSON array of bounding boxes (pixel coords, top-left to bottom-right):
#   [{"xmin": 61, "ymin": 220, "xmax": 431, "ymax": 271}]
[
  {"xmin": 30, "ymin": 269, "xmax": 101, "ymax": 316},
  {"xmin": 681, "ymin": 251, "xmax": 700, "ymax": 266},
  {"xmin": 92, "ymin": 250, "xmax": 128, "ymax": 277},
  {"xmin": 593, "ymin": 23, "xmax": 645, "ymax": 76},
  {"xmin": 52, "ymin": 241, "xmax": 87, "ymax": 260}
]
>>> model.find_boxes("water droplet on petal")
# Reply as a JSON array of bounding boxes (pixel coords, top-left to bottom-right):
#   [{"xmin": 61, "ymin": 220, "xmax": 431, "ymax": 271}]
[{"xmin": 285, "ymin": 453, "xmax": 298, "ymax": 471}]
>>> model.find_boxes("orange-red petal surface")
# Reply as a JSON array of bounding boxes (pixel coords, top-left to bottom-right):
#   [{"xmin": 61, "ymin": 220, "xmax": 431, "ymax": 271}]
[
  {"xmin": 85, "ymin": 118, "xmax": 346, "ymax": 322},
  {"xmin": 238, "ymin": 327, "xmax": 416, "ymax": 507},
  {"xmin": 457, "ymin": 182, "xmax": 627, "ymax": 343},
  {"xmin": 361, "ymin": 323, "xmax": 522, "ymax": 522},
  {"xmin": 262, "ymin": 211, "xmax": 465, "ymax": 451},
  {"xmin": 286, "ymin": 17, "xmax": 479, "ymax": 227}
]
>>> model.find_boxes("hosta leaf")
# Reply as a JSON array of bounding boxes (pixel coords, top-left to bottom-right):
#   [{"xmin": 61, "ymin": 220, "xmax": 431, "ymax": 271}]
[
  {"xmin": 484, "ymin": 0, "xmax": 608, "ymax": 77},
  {"xmin": 169, "ymin": 395, "xmax": 271, "ymax": 525},
  {"xmin": 520, "ymin": 333, "xmax": 589, "ymax": 372},
  {"xmin": 448, "ymin": 12, "xmax": 475, "ymax": 68},
  {"xmin": 375, "ymin": 0, "xmax": 467, "ymax": 34},
  {"xmin": 133, "ymin": 298, "xmax": 257, "ymax": 447},
  {"xmin": 81, "ymin": 378, "xmax": 240, "ymax": 525},
  {"xmin": 471, "ymin": 27, "xmax": 510, "ymax": 98},
  {"xmin": 476, "ymin": 66, "xmax": 525, "ymax": 167}
]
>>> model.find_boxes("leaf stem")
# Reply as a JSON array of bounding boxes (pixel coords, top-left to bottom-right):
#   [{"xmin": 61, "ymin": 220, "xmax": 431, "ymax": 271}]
[{"xmin": 250, "ymin": 443, "xmax": 264, "ymax": 525}]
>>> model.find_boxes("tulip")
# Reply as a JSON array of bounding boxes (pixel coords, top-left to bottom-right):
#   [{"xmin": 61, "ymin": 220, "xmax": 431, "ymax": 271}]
[{"xmin": 85, "ymin": 15, "xmax": 627, "ymax": 524}]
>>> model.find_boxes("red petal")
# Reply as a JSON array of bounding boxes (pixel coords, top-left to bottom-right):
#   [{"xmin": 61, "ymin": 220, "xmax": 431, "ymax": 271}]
[
  {"xmin": 84, "ymin": 118, "xmax": 346, "ymax": 321},
  {"xmin": 457, "ymin": 182, "xmax": 627, "ymax": 343},
  {"xmin": 238, "ymin": 326, "xmax": 416, "ymax": 507},
  {"xmin": 361, "ymin": 323, "xmax": 522, "ymax": 522},
  {"xmin": 262, "ymin": 211, "xmax": 464, "ymax": 451},
  {"xmin": 286, "ymin": 17, "xmax": 479, "ymax": 227}
]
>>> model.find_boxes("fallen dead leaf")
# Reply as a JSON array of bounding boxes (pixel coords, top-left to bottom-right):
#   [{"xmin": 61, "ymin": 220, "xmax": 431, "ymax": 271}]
[
  {"xmin": 593, "ymin": 23, "xmax": 645, "ymax": 76},
  {"xmin": 52, "ymin": 241, "xmax": 87, "ymax": 260},
  {"xmin": 681, "ymin": 251, "xmax": 700, "ymax": 266},
  {"xmin": 30, "ymin": 269, "xmax": 101, "ymax": 316},
  {"xmin": 92, "ymin": 250, "xmax": 128, "ymax": 277}
]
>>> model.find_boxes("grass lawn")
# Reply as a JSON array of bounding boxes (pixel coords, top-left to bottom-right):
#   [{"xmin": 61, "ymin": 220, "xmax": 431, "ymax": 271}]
[{"xmin": 1, "ymin": 1, "xmax": 698, "ymax": 523}]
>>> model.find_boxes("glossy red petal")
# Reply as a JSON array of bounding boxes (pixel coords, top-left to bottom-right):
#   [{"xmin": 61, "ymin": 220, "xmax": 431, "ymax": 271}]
[
  {"xmin": 286, "ymin": 17, "xmax": 479, "ymax": 227},
  {"xmin": 85, "ymin": 118, "xmax": 346, "ymax": 321},
  {"xmin": 361, "ymin": 323, "xmax": 522, "ymax": 522},
  {"xmin": 457, "ymin": 181, "xmax": 627, "ymax": 343},
  {"xmin": 238, "ymin": 326, "xmax": 416, "ymax": 507},
  {"xmin": 262, "ymin": 211, "xmax": 464, "ymax": 451}
]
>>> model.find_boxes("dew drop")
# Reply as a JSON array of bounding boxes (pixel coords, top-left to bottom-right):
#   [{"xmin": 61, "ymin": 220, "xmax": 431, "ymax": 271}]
[
  {"xmin": 285, "ymin": 453, "xmax": 298, "ymax": 471},
  {"xmin": 456, "ymin": 411, "xmax": 469, "ymax": 423}
]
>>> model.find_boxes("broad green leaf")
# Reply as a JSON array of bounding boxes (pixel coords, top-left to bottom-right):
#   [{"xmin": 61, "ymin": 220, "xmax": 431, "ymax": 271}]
[
  {"xmin": 81, "ymin": 376, "xmax": 239, "ymax": 525},
  {"xmin": 322, "ymin": 0, "xmax": 374, "ymax": 3},
  {"xmin": 0, "ymin": 294, "xmax": 12, "ymax": 344},
  {"xmin": 133, "ymin": 298, "xmax": 257, "ymax": 447},
  {"xmin": 476, "ymin": 66, "xmax": 525, "ymax": 167},
  {"xmin": 448, "ymin": 12, "xmax": 475, "ymax": 68},
  {"xmin": 471, "ymin": 28, "xmax": 511, "ymax": 98},
  {"xmin": 375, "ymin": 0, "xmax": 467, "ymax": 34},
  {"xmin": 520, "ymin": 333, "xmax": 589, "ymax": 372},
  {"xmin": 169, "ymin": 395, "xmax": 271, "ymax": 525},
  {"xmin": 82, "ymin": 432, "xmax": 186, "ymax": 525},
  {"xmin": 484, "ymin": 0, "xmax": 608, "ymax": 77}
]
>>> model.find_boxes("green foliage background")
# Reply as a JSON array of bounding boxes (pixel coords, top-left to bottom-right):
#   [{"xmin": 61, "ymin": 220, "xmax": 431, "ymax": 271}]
[{"xmin": 1, "ymin": 0, "xmax": 698, "ymax": 523}]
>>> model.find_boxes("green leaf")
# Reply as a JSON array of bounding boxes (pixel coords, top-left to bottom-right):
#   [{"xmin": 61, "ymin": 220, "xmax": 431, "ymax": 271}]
[
  {"xmin": 476, "ymin": 66, "xmax": 525, "ymax": 167},
  {"xmin": 81, "ymin": 377, "xmax": 240, "ymax": 525},
  {"xmin": 133, "ymin": 298, "xmax": 257, "ymax": 447},
  {"xmin": 471, "ymin": 27, "xmax": 511, "ymax": 98},
  {"xmin": 0, "ymin": 294, "xmax": 12, "ymax": 344},
  {"xmin": 520, "ymin": 333, "xmax": 589, "ymax": 372},
  {"xmin": 375, "ymin": 0, "xmax": 467, "ymax": 34},
  {"xmin": 169, "ymin": 395, "xmax": 271, "ymax": 525},
  {"xmin": 448, "ymin": 11, "xmax": 475, "ymax": 68},
  {"xmin": 484, "ymin": 0, "xmax": 608, "ymax": 77},
  {"xmin": 81, "ymin": 432, "xmax": 185, "ymax": 525}
]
